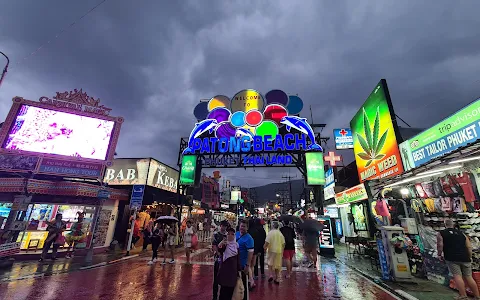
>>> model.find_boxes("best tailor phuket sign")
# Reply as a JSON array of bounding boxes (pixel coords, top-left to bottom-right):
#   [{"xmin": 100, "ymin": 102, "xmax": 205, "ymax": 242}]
[
  {"xmin": 400, "ymin": 98, "xmax": 480, "ymax": 171},
  {"xmin": 185, "ymin": 89, "xmax": 321, "ymax": 167}
]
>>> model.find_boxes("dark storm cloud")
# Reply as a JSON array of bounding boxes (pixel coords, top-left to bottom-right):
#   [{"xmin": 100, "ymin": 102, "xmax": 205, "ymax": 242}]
[{"xmin": 1, "ymin": 0, "xmax": 480, "ymax": 187}]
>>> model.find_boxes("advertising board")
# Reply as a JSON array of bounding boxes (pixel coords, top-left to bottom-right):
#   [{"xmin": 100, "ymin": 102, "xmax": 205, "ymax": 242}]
[
  {"xmin": 400, "ymin": 98, "xmax": 480, "ymax": 171},
  {"xmin": 350, "ymin": 80, "xmax": 403, "ymax": 182}
]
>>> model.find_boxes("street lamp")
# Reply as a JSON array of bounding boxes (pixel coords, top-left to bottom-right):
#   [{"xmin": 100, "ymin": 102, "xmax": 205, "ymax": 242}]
[{"xmin": 0, "ymin": 51, "xmax": 9, "ymax": 88}]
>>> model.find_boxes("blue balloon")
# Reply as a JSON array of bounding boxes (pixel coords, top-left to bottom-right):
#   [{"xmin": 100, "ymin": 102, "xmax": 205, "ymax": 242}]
[
  {"xmin": 230, "ymin": 111, "xmax": 246, "ymax": 127},
  {"xmin": 287, "ymin": 95, "xmax": 304, "ymax": 115},
  {"xmin": 193, "ymin": 102, "xmax": 209, "ymax": 120}
]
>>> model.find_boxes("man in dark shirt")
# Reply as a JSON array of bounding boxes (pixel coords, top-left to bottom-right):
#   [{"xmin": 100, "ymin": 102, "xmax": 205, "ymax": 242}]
[
  {"xmin": 211, "ymin": 220, "xmax": 228, "ymax": 300},
  {"xmin": 280, "ymin": 221, "xmax": 296, "ymax": 278},
  {"xmin": 437, "ymin": 219, "xmax": 479, "ymax": 299}
]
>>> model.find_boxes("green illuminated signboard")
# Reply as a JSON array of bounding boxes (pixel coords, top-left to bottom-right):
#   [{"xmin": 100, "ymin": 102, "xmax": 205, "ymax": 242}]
[
  {"xmin": 400, "ymin": 98, "xmax": 480, "ymax": 171},
  {"xmin": 179, "ymin": 155, "xmax": 197, "ymax": 186},
  {"xmin": 305, "ymin": 152, "xmax": 325, "ymax": 185}
]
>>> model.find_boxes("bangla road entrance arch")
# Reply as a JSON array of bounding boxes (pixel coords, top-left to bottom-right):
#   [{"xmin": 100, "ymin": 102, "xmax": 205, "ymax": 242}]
[{"xmin": 176, "ymin": 89, "xmax": 330, "ymax": 214}]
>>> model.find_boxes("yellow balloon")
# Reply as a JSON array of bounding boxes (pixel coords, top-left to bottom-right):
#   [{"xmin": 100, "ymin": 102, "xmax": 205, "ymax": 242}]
[
  {"xmin": 231, "ymin": 89, "xmax": 264, "ymax": 113},
  {"xmin": 208, "ymin": 95, "xmax": 230, "ymax": 112}
]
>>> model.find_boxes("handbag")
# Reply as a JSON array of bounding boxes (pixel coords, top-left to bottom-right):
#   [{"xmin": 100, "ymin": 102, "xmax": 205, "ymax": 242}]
[
  {"xmin": 232, "ymin": 274, "xmax": 245, "ymax": 300},
  {"xmin": 191, "ymin": 233, "xmax": 199, "ymax": 249},
  {"xmin": 55, "ymin": 234, "xmax": 66, "ymax": 245}
]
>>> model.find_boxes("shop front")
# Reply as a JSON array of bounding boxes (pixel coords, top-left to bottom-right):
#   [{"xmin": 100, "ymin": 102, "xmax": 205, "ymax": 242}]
[
  {"xmin": 371, "ymin": 97, "xmax": 480, "ymax": 287},
  {"xmin": 0, "ymin": 178, "xmax": 129, "ymax": 256},
  {"xmin": 103, "ymin": 158, "xmax": 181, "ymax": 247},
  {"xmin": 334, "ymin": 183, "xmax": 375, "ymax": 238}
]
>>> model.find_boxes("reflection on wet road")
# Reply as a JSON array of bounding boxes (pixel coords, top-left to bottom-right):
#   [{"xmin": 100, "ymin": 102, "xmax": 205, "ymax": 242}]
[{"xmin": 0, "ymin": 252, "xmax": 400, "ymax": 300}]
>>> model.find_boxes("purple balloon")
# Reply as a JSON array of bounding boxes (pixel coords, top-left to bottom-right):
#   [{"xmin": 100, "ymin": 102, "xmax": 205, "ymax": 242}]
[
  {"xmin": 265, "ymin": 90, "xmax": 289, "ymax": 106},
  {"xmin": 207, "ymin": 107, "xmax": 231, "ymax": 123},
  {"xmin": 215, "ymin": 122, "xmax": 236, "ymax": 139}
]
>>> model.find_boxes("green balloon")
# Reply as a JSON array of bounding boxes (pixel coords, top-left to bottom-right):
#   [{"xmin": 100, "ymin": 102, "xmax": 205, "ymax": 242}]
[{"xmin": 255, "ymin": 121, "xmax": 278, "ymax": 138}]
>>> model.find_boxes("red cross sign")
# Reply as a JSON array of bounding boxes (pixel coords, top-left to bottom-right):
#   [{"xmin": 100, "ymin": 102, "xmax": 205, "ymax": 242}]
[
  {"xmin": 339, "ymin": 129, "xmax": 348, "ymax": 136},
  {"xmin": 324, "ymin": 151, "xmax": 341, "ymax": 166}
]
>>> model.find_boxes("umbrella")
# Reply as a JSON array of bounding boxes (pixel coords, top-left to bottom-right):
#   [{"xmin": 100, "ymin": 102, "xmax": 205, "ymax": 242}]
[
  {"xmin": 278, "ymin": 215, "xmax": 303, "ymax": 224},
  {"xmin": 299, "ymin": 219, "xmax": 324, "ymax": 232},
  {"xmin": 155, "ymin": 216, "xmax": 178, "ymax": 223}
]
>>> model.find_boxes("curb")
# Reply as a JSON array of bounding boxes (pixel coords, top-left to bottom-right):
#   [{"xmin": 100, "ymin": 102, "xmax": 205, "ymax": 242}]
[
  {"xmin": 1, "ymin": 254, "xmax": 141, "ymax": 282},
  {"xmin": 334, "ymin": 258, "xmax": 418, "ymax": 300}
]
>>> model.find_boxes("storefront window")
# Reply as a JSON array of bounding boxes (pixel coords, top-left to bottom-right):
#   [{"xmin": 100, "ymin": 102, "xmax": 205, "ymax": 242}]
[{"xmin": 15, "ymin": 203, "xmax": 94, "ymax": 251}]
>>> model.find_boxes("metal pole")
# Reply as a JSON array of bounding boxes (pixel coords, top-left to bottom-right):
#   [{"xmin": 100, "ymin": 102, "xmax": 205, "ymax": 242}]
[{"xmin": 125, "ymin": 209, "xmax": 136, "ymax": 256}]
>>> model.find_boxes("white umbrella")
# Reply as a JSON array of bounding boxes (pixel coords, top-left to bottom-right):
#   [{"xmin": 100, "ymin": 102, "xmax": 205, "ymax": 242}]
[{"xmin": 156, "ymin": 216, "xmax": 178, "ymax": 222}]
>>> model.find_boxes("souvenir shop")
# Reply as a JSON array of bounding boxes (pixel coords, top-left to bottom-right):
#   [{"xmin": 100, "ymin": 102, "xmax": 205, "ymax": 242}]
[
  {"xmin": 0, "ymin": 177, "xmax": 129, "ymax": 255},
  {"xmin": 374, "ymin": 142, "xmax": 480, "ymax": 284}
]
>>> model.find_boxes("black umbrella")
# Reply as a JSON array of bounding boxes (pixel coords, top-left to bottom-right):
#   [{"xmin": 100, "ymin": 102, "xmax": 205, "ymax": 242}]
[
  {"xmin": 155, "ymin": 216, "xmax": 178, "ymax": 223},
  {"xmin": 278, "ymin": 215, "xmax": 303, "ymax": 224},
  {"xmin": 299, "ymin": 219, "xmax": 324, "ymax": 232}
]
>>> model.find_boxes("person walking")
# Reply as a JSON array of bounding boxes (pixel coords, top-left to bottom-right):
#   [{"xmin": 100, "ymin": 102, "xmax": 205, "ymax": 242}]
[
  {"xmin": 39, "ymin": 214, "xmax": 66, "ymax": 262},
  {"xmin": 253, "ymin": 219, "xmax": 266, "ymax": 280},
  {"xmin": 437, "ymin": 219, "xmax": 480, "ymax": 300},
  {"xmin": 148, "ymin": 222, "xmax": 162, "ymax": 265},
  {"xmin": 264, "ymin": 221, "xmax": 285, "ymax": 285},
  {"xmin": 163, "ymin": 223, "xmax": 176, "ymax": 264},
  {"xmin": 143, "ymin": 216, "xmax": 154, "ymax": 252},
  {"xmin": 212, "ymin": 220, "xmax": 229, "ymax": 300},
  {"xmin": 217, "ymin": 227, "xmax": 241, "ymax": 300},
  {"xmin": 198, "ymin": 221, "xmax": 204, "ymax": 242},
  {"xmin": 235, "ymin": 219, "xmax": 254, "ymax": 297},
  {"xmin": 280, "ymin": 221, "xmax": 296, "ymax": 278},
  {"xmin": 303, "ymin": 229, "xmax": 319, "ymax": 268},
  {"xmin": 184, "ymin": 220, "xmax": 195, "ymax": 265}
]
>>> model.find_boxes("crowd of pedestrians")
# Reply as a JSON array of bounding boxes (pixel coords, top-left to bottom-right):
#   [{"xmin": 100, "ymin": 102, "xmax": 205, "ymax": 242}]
[{"xmin": 211, "ymin": 217, "xmax": 314, "ymax": 300}]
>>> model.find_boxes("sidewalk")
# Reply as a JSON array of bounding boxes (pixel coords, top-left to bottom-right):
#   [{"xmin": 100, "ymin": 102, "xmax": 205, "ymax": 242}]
[
  {"xmin": 0, "ymin": 244, "xmax": 188, "ymax": 282},
  {"xmin": 333, "ymin": 243, "xmax": 458, "ymax": 300}
]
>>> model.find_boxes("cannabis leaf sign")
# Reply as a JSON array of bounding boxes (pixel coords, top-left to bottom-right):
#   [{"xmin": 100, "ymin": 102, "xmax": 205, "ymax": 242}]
[{"xmin": 356, "ymin": 107, "xmax": 388, "ymax": 167}]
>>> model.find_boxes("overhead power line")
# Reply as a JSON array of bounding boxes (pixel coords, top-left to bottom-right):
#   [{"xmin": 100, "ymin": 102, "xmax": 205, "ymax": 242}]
[{"xmin": 10, "ymin": 0, "xmax": 108, "ymax": 70}]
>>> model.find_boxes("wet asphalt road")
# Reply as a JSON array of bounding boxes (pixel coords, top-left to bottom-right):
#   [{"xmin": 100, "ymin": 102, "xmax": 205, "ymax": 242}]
[{"xmin": 0, "ymin": 249, "xmax": 400, "ymax": 300}]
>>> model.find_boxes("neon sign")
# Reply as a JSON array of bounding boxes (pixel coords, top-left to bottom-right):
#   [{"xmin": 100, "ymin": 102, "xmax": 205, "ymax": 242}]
[{"xmin": 185, "ymin": 90, "xmax": 322, "ymax": 160}]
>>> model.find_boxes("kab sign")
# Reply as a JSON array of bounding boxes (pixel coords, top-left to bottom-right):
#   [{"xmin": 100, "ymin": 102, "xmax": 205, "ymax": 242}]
[{"xmin": 400, "ymin": 98, "xmax": 480, "ymax": 171}]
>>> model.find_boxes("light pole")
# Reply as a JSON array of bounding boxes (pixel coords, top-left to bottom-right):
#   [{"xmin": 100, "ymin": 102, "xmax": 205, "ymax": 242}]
[{"xmin": 0, "ymin": 51, "xmax": 9, "ymax": 88}]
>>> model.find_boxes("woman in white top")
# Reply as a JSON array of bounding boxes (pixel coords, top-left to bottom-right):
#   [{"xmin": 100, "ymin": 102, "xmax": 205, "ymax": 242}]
[{"xmin": 184, "ymin": 220, "xmax": 195, "ymax": 265}]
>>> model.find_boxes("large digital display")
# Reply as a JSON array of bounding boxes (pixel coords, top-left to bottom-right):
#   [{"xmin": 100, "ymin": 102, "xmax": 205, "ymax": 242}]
[
  {"xmin": 3, "ymin": 105, "xmax": 115, "ymax": 160},
  {"xmin": 350, "ymin": 80, "xmax": 404, "ymax": 182},
  {"xmin": 400, "ymin": 98, "xmax": 480, "ymax": 171},
  {"xmin": 179, "ymin": 155, "xmax": 196, "ymax": 186}
]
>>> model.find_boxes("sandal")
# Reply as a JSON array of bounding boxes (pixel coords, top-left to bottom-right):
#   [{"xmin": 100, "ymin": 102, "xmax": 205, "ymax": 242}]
[
  {"xmin": 268, "ymin": 277, "xmax": 274, "ymax": 283},
  {"xmin": 274, "ymin": 280, "xmax": 280, "ymax": 285}
]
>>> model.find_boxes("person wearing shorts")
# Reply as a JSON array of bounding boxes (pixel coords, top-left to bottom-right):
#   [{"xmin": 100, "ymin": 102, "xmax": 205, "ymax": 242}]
[
  {"xmin": 264, "ymin": 221, "xmax": 285, "ymax": 285},
  {"xmin": 280, "ymin": 221, "xmax": 296, "ymax": 278},
  {"xmin": 437, "ymin": 219, "xmax": 480, "ymax": 300}
]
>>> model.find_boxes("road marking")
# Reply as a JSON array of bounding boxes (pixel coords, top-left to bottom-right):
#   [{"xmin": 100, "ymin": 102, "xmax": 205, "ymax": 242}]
[{"xmin": 395, "ymin": 290, "xmax": 419, "ymax": 300}]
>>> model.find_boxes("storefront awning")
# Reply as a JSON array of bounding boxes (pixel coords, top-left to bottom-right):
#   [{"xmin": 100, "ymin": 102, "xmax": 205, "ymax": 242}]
[
  {"xmin": 0, "ymin": 177, "xmax": 130, "ymax": 200},
  {"xmin": 370, "ymin": 141, "xmax": 480, "ymax": 189}
]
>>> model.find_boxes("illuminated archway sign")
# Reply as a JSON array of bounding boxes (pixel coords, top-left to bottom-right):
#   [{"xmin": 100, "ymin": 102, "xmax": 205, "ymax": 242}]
[
  {"xmin": 183, "ymin": 89, "xmax": 322, "ymax": 167},
  {"xmin": 179, "ymin": 89, "xmax": 326, "ymax": 186}
]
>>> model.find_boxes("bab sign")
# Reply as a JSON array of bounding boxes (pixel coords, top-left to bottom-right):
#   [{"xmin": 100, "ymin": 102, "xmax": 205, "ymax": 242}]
[{"xmin": 400, "ymin": 98, "xmax": 480, "ymax": 171}]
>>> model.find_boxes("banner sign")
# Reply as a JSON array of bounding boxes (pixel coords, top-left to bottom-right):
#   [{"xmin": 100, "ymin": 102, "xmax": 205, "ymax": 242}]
[
  {"xmin": 334, "ymin": 128, "xmax": 354, "ymax": 149},
  {"xmin": 324, "ymin": 168, "xmax": 335, "ymax": 200},
  {"xmin": 335, "ymin": 183, "xmax": 368, "ymax": 205},
  {"xmin": 104, "ymin": 158, "xmax": 178, "ymax": 193},
  {"xmin": 38, "ymin": 158, "xmax": 104, "ymax": 178},
  {"xmin": 350, "ymin": 79, "xmax": 404, "ymax": 182},
  {"xmin": 129, "ymin": 185, "xmax": 145, "ymax": 211},
  {"xmin": 147, "ymin": 159, "xmax": 178, "ymax": 193},
  {"xmin": 305, "ymin": 152, "xmax": 325, "ymax": 185},
  {"xmin": 179, "ymin": 155, "xmax": 197, "ymax": 186},
  {"xmin": 400, "ymin": 98, "xmax": 480, "ymax": 171},
  {"xmin": 0, "ymin": 242, "xmax": 21, "ymax": 257}
]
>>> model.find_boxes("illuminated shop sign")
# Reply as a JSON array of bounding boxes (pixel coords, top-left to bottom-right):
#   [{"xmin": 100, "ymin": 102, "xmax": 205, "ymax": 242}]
[
  {"xmin": 185, "ymin": 89, "xmax": 321, "ymax": 167},
  {"xmin": 400, "ymin": 98, "xmax": 480, "ymax": 171},
  {"xmin": 335, "ymin": 183, "xmax": 369, "ymax": 205}
]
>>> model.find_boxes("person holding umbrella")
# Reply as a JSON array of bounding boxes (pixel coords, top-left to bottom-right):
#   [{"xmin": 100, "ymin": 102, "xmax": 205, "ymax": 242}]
[
  {"xmin": 156, "ymin": 216, "xmax": 178, "ymax": 264},
  {"xmin": 301, "ymin": 219, "xmax": 323, "ymax": 268}
]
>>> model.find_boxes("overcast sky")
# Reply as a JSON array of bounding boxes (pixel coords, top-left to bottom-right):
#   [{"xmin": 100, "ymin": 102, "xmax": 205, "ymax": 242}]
[{"xmin": 1, "ymin": 1, "xmax": 479, "ymax": 187}]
